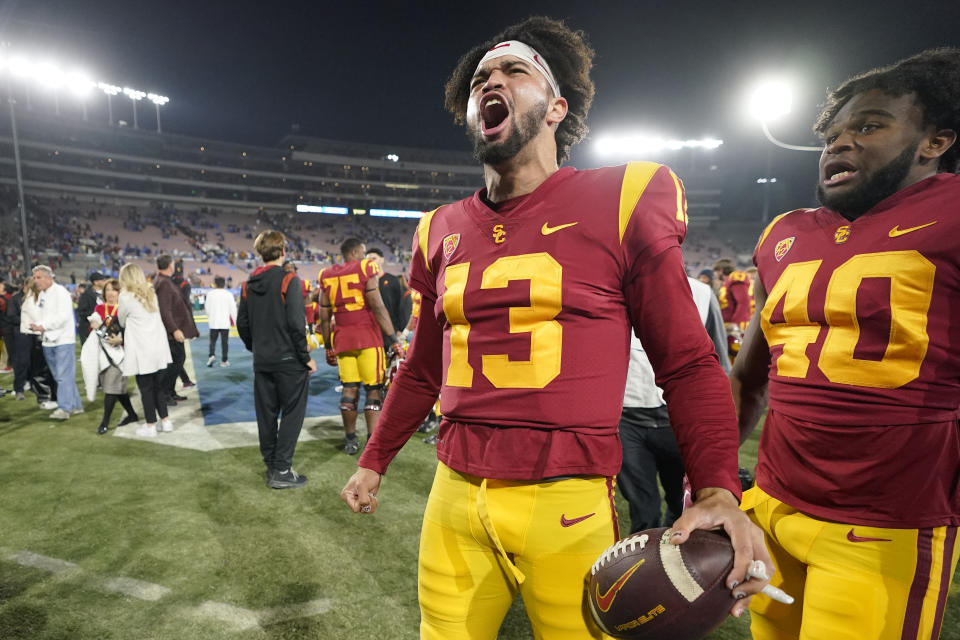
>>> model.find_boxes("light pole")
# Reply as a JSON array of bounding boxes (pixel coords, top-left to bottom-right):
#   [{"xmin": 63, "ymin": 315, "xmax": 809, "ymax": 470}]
[
  {"xmin": 35, "ymin": 61, "xmax": 63, "ymax": 116},
  {"xmin": 747, "ymin": 79, "xmax": 821, "ymax": 152},
  {"xmin": 147, "ymin": 93, "xmax": 169, "ymax": 134},
  {"xmin": 747, "ymin": 78, "xmax": 821, "ymax": 221},
  {"xmin": 98, "ymin": 82, "xmax": 120, "ymax": 125},
  {"xmin": 123, "ymin": 86, "xmax": 145, "ymax": 129},
  {"xmin": 67, "ymin": 71, "xmax": 94, "ymax": 120}
]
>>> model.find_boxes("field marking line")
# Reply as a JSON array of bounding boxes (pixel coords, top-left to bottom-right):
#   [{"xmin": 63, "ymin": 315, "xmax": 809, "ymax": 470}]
[{"xmin": 187, "ymin": 598, "xmax": 336, "ymax": 631}]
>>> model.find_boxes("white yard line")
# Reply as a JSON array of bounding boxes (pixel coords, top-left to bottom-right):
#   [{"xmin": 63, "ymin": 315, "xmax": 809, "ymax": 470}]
[{"xmin": 4, "ymin": 548, "xmax": 334, "ymax": 631}]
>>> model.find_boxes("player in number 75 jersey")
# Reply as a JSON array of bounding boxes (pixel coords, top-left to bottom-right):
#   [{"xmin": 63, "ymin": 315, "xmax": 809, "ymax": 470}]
[
  {"xmin": 340, "ymin": 16, "xmax": 771, "ymax": 639},
  {"xmin": 731, "ymin": 49, "xmax": 960, "ymax": 640}
]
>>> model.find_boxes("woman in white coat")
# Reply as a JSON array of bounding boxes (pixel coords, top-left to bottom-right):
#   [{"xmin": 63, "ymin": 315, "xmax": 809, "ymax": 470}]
[{"xmin": 118, "ymin": 264, "xmax": 173, "ymax": 437}]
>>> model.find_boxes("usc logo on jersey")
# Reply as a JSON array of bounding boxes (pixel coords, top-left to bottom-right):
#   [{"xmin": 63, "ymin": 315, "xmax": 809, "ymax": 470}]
[
  {"xmin": 834, "ymin": 225, "xmax": 851, "ymax": 244},
  {"xmin": 492, "ymin": 224, "xmax": 506, "ymax": 244}
]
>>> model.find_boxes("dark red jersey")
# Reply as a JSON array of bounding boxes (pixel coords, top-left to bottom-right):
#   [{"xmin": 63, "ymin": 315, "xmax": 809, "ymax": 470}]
[
  {"xmin": 719, "ymin": 270, "xmax": 752, "ymax": 329},
  {"xmin": 753, "ymin": 173, "xmax": 960, "ymax": 526},
  {"xmin": 304, "ymin": 300, "xmax": 319, "ymax": 326},
  {"xmin": 361, "ymin": 163, "xmax": 740, "ymax": 494},
  {"xmin": 319, "ymin": 258, "xmax": 383, "ymax": 353}
]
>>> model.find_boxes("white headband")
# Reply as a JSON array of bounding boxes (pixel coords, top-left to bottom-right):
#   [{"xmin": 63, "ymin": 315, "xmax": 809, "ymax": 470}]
[{"xmin": 475, "ymin": 40, "xmax": 561, "ymax": 98}]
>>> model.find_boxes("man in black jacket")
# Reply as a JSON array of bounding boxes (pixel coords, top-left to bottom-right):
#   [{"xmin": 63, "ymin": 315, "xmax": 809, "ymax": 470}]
[
  {"xmin": 237, "ymin": 230, "xmax": 316, "ymax": 489},
  {"xmin": 364, "ymin": 247, "xmax": 408, "ymax": 349},
  {"xmin": 76, "ymin": 272, "xmax": 106, "ymax": 341},
  {"xmin": 154, "ymin": 255, "xmax": 200, "ymax": 405}
]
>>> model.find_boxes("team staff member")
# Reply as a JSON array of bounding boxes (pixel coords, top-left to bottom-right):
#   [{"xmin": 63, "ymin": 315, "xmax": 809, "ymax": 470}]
[
  {"xmin": 237, "ymin": 230, "xmax": 316, "ymax": 489},
  {"xmin": 731, "ymin": 48, "xmax": 960, "ymax": 640},
  {"xmin": 341, "ymin": 17, "xmax": 770, "ymax": 638},
  {"xmin": 365, "ymin": 247, "xmax": 408, "ymax": 348},
  {"xmin": 318, "ymin": 238, "xmax": 401, "ymax": 455}
]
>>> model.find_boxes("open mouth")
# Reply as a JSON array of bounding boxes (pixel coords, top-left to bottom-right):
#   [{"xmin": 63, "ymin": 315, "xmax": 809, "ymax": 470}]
[
  {"xmin": 822, "ymin": 160, "xmax": 858, "ymax": 187},
  {"xmin": 480, "ymin": 93, "xmax": 510, "ymax": 137}
]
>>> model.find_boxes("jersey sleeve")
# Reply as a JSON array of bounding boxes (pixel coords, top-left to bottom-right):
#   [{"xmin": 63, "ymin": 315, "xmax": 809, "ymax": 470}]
[
  {"xmin": 407, "ymin": 207, "xmax": 441, "ymax": 299},
  {"xmin": 361, "ymin": 258, "xmax": 380, "ymax": 279},
  {"xmin": 618, "ymin": 163, "xmax": 689, "ymax": 282}
]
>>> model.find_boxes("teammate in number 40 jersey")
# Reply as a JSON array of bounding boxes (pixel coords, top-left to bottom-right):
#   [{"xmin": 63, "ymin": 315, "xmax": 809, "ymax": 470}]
[
  {"xmin": 731, "ymin": 48, "xmax": 960, "ymax": 640},
  {"xmin": 339, "ymin": 16, "xmax": 771, "ymax": 638}
]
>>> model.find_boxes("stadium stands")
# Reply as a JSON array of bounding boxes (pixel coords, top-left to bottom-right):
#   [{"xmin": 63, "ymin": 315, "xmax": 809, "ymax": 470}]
[{"xmin": 0, "ymin": 108, "xmax": 759, "ymax": 287}]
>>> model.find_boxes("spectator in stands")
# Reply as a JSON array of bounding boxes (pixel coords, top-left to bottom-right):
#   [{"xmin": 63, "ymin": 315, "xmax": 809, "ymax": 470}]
[
  {"xmin": 364, "ymin": 247, "xmax": 408, "ymax": 349},
  {"xmin": 204, "ymin": 276, "xmax": 237, "ymax": 367},
  {"xmin": 76, "ymin": 272, "xmax": 106, "ymax": 340},
  {"xmin": 154, "ymin": 254, "xmax": 199, "ymax": 406},
  {"xmin": 237, "ymin": 230, "xmax": 316, "ymax": 489},
  {"xmin": 29, "ymin": 265, "xmax": 83, "ymax": 420},
  {"xmin": 118, "ymin": 264, "xmax": 173, "ymax": 437},
  {"xmin": 85, "ymin": 278, "xmax": 139, "ymax": 434},
  {"xmin": 19, "ymin": 276, "xmax": 56, "ymax": 407}
]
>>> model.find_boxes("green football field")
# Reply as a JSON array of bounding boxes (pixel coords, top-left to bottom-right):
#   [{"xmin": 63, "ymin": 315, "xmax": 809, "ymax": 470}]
[{"xmin": 0, "ymin": 353, "xmax": 957, "ymax": 639}]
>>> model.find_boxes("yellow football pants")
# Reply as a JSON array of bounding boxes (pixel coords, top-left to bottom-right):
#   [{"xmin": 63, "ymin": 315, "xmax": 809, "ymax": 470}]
[
  {"xmin": 336, "ymin": 346, "xmax": 385, "ymax": 385},
  {"xmin": 743, "ymin": 486, "xmax": 959, "ymax": 640},
  {"xmin": 418, "ymin": 462, "xmax": 619, "ymax": 640}
]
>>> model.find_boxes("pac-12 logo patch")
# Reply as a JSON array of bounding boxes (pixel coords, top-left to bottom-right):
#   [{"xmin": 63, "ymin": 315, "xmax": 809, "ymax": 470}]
[
  {"xmin": 442, "ymin": 234, "xmax": 460, "ymax": 261},
  {"xmin": 834, "ymin": 225, "xmax": 851, "ymax": 244},
  {"xmin": 774, "ymin": 237, "xmax": 795, "ymax": 262}
]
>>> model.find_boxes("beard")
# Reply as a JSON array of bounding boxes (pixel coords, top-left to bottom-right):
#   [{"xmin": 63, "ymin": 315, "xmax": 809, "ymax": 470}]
[
  {"xmin": 468, "ymin": 99, "xmax": 549, "ymax": 166},
  {"xmin": 815, "ymin": 143, "xmax": 918, "ymax": 220}
]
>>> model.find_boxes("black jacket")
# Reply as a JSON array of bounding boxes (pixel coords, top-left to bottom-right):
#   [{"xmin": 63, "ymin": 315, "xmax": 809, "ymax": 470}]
[
  {"xmin": 236, "ymin": 265, "xmax": 310, "ymax": 371},
  {"xmin": 76, "ymin": 286, "xmax": 100, "ymax": 338}
]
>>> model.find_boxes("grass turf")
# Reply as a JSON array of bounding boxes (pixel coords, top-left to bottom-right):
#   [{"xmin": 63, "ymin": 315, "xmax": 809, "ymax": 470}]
[{"xmin": 0, "ymin": 360, "xmax": 958, "ymax": 639}]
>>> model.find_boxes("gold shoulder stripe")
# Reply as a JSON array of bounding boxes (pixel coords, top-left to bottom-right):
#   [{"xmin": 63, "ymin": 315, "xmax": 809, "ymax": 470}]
[
  {"xmin": 618, "ymin": 162, "xmax": 663, "ymax": 244},
  {"xmin": 417, "ymin": 207, "xmax": 441, "ymax": 273},
  {"xmin": 669, "ymin": 169, "xmax": 688, "ymax": 225},
  {"xmin": 755, "ymin": 211, "xmax": 794, "ymax": 253}
]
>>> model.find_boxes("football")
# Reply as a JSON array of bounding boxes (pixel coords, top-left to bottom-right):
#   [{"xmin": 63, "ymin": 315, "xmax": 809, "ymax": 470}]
[{"xmin": 587, "ymin": 527, "xmax": 736, "ymax": 640}]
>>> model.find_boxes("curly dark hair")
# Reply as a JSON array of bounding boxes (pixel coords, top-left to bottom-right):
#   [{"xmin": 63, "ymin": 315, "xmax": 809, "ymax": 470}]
[
  {"xmin": 814, "ymin": 47, "xmax": 960, "ymax": 173},
  {"xmin": 444, "ymin": 16, "xmax": 595, "ymax": 164}
]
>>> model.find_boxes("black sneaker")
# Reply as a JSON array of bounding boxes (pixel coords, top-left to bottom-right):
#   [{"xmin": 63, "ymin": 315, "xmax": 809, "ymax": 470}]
[
  {"xmin": 268, "ymin": 468, "xmax": 307, "ymax": 489},
  {"xmin": 343, "ymin": 436, "xmax": 360, "ymax": 455},
  {"xmin": 117, "ymin": 413, "xmax": 139, "ymax": 427},
  {"xmin": 97, "ymin": 423, "xmax": 109, "ymax": 435}
]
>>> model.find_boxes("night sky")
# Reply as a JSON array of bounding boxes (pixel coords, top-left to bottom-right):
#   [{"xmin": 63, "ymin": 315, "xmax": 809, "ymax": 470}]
[{"xmin": 3, "ymin": 0, "xmax": 959, "ymax": 215}]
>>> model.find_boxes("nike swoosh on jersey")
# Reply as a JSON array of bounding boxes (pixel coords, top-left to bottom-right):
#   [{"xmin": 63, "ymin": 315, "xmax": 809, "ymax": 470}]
[
  {"xmin": 595, "ymin": 559, "xmax": 645, "ymax": 612},
  {"xmin": 847, "ymin": 528, "xmax": 892, "ymax": 543},
  {"xmin": 560, "ymin": 512, "xmax": 596, "ymax": 527},
  {"xmin": 541, "ymin": 221, "xmax": 579, "ymax": 235},
  {"xmin": 889, "ymin": 221, "xmax": 938, "ymax": 237}
]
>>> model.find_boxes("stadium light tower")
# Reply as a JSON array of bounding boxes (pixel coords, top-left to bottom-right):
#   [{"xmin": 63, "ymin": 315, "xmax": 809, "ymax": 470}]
[
  {"xmin": 98, "ymin": 82, "xmax": 121, "ymax": 125},
  {"xmin": 123, "ymin": 86, "xmax": 145, "ymax": 129},
  {"xmin": 34, "ymin": 61, "xmax": 64, "ymax": 116},
  {"xmin": 747, "ymin": 79, "xmax": 820, "ymax": 152},
  {"xmin": 66, "ymin": 71, "xmax": 95, "ymax": 120},
  {"xmin": 147, "ymin": 93, "xmax": 169, "ymax": 134}
]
